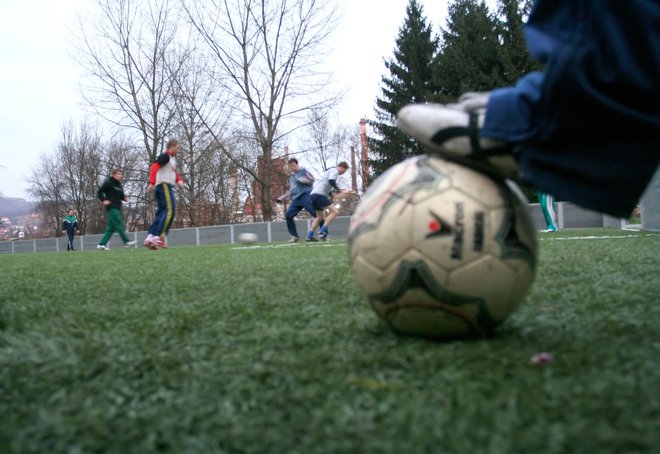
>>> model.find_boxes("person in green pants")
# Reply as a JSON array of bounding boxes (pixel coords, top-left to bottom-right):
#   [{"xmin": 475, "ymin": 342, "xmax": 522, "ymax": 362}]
[
  {"xmin": 538, "ymin": 191, "xmax": 558, "ymax": 233},
  {"xmin": 96, "ymin": 169, "xmax": 137, "ymax": 250}
]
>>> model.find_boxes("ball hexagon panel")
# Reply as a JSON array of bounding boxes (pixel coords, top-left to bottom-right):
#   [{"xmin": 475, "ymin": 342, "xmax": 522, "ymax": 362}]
[
  {"xmin": 350, "ymin": 255, "xmax": 389, "ymax": 296},
  {"xmin": 350, "ymin": 198, "xmax": 416, "ymax": 270},
  {"xmin": 447, "ymin": 254, "xmax": 523, "ymax": 323}
]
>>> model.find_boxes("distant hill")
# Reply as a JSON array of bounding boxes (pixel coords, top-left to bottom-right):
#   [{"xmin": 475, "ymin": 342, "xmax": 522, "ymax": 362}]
[{"xmin": 0, "ymin": 197, "xmax": 35, "ymax": 216}]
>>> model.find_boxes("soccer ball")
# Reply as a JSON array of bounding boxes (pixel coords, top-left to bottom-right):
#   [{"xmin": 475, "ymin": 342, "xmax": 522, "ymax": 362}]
[
  {"xmin": 348, "ymin": 155, "xmax": 537, "ymax": 339},
  {"xmin": 237, "ymin": 232, "xmax": 259, "ymax": 244}
]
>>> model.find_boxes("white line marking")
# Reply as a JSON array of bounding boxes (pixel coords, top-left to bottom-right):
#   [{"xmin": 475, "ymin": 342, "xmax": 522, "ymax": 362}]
[
  {"xmin": 541, "ymin": 234, "xmax": 656, "ymax": 241},
  {"xmin": 232, "ymin": 242, "xmax": 344, "ymax": 250}
]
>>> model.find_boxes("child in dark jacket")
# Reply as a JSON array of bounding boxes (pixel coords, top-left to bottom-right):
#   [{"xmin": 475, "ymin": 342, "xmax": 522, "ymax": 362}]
[{"xmin": 61, "ymin": 209, "xmax": 80, "ymax": 251}]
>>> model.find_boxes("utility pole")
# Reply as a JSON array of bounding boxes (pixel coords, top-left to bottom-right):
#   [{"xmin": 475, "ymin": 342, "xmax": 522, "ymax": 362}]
[{"xmin": 359, "ymin": 118, "xmax": 370, "ymax": 191}]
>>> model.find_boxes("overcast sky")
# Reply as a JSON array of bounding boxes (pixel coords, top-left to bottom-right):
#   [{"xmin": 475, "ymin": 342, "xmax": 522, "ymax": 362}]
[{"xmin": 0, "ymin": 0, "xmax": 471, "ymax": 200}]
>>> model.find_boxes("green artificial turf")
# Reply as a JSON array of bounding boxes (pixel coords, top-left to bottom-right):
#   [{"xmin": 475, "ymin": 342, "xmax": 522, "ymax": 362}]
[{"xmin": 0, "ymin": 228, "xmax": 658, "ymax": 453}]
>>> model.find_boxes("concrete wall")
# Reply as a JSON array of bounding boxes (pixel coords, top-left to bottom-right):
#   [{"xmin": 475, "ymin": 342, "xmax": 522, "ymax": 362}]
[
  {"xmin": 527, "ymin": 202, "xmax": 616, "ymax": 229},
  {"xmin": 640, "ymin": 165, "xmax": 660, "ymax": 232}
]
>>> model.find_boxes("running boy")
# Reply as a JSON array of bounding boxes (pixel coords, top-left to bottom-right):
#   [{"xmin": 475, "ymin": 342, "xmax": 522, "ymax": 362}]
[
  {"xmin": 306, "ymin": 162, "xmax": 350, "ymax": 241},
  {"xmin": 144, "ymin": 139, "xmax": 184, "ymax": 249}
]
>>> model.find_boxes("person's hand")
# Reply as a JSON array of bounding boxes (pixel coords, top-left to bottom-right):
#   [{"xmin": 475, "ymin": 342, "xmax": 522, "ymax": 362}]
[
  {"xmin": 148, "ymin": 184, "xmax": 155, "ymax": 191},
  {"xmin": 76, "ymin": 230, "xmax": 80, "ymax": 234},
  {"xmin": 177, "ymin": 181, "xmax": 184, "ymax": 189},
  {"xmin": 102, "ymin": 200, "xmax": 111, "ymax": 206}
]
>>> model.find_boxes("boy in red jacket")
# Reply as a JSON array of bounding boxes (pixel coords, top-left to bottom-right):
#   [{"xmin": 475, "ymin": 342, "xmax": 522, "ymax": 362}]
[{"xmin": 144, "ymin": 139, "xmax": 184, "ymax": 249}]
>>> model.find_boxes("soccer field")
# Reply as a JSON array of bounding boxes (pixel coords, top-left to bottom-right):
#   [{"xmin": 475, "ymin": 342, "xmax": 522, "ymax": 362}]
[{"xmin": 1, "ymin": 228, "xmax": 658, "ymax": 453}]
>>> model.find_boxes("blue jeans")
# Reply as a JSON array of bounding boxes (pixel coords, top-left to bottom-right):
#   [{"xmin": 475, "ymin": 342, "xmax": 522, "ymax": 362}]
[
  {"xmin": 285, "ymin": 194, "xmax": 316, "ymax": 237},
  {"xmin": 482, "ymin": 0, "xmax": 660, "ymax": 217},
  {"xmin": 66, "ymin": 230, "xmax": 75, "ymax": 250}
]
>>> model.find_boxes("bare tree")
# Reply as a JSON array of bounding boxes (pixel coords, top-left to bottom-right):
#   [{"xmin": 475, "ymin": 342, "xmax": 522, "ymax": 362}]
[
  {"xmin": 305, "ymin": 107, "xmax": 355, "ymax": 172},
  {"xmin": 76, "ymin": 0, "xmax": 187, "ymax": 162},
  {"xmin": 28, "ymin": 154, "xmax": 70, "ymax": 237},
  {"xmin": 27, "ymin": 123, "xmax": 104, "ymax": 236},
  {"xmin": 169, "ymin": 51, "xmax": 235, "ymax": 226},
  {"xmin": 183, "ymin": 0, "xmax": 340, "ymax": 220}
]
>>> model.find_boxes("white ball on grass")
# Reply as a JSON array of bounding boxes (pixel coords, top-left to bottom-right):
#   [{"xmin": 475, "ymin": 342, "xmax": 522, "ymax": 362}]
[{"xmin": 238, "ymin": 232, "xmax": 259, "ymax": 244}]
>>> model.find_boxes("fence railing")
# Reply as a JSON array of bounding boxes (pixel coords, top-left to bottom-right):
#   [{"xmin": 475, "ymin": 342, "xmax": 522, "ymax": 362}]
[{"xmin": 0, "ymin": 203, "xmax": 630, "ymax": 254}]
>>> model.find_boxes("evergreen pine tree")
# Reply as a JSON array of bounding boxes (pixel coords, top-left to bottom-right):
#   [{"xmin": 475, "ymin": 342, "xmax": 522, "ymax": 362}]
[
  {"xmin": 369, "ymin": 0, "xmax": 439, "ymax": 176},
  {"xmin": 432, "ymin": 0, "xmax": 504, "ymax": 102},
  {"xmin": 496, "ymin": 0, "xmax": 540, "ymax": 85},
  {"xmin": 495, "ymin": 0, "xmax": 542, "ymax": 203}
]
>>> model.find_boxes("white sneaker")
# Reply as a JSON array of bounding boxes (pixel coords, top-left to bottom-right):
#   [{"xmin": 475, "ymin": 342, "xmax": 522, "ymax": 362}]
[
  {"xmin": 151, "ymin": 237, "xmax": 167, "ymax": 248},
  {"xmin": 125, "ymin": 241, "xmax": 137, "ymax": 248},
  {"xmin": 97, "ymin": 244, "xmax": 110, "ymax": 251},
  {"xmin": 397, "ymin": 100, "xmax": 520, "ymax": 181},
  {"xmin": 288, "ymin": 236, "xmax": 299, "ymax": 243}
]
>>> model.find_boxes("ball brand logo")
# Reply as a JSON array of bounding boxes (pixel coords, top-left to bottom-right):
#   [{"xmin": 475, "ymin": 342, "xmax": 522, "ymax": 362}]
[
  {"xmin": 473, "ymin": 211, "xmax": 485, "ymax": 252},
  {"xmin": 426, "ymin": 211, "xmax": 453, "ymax": 238},
  {"xmin": 426, "ymin": 204, "xmax": 466, "ymax": 260},
  {"xmin": 451, "ymin": 203, "xmax": 465, "ymax": 260}
]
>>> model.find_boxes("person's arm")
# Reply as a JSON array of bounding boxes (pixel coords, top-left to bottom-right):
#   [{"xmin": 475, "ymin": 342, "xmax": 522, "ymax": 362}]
[
  {"xmin": 149, "ymin": 153, "xmax": 171, "ymax": 189},
  {"xmin": 276, "ymin": 191, "xmax": 291, "ymax": 203},
  {"xmin": 295, "ymin": 168, "xmax": 314, "ymax": 185},
  {"xmin": 327, "ymin": 168, "xmax": 341, "ymax": 194},
  {"xmin": 148, "ymin": 162, "xmax": 161, "ymax": 189},
  {"xmin": 97, "ymin": 181, "xmax": 107, "ymax": 202}
]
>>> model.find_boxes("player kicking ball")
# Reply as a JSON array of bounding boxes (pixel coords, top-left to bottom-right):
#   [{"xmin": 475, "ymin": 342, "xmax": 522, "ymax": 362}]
[{"xmin": 306, "ymin": 162, "xmax": 351, "ymax": 242}]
